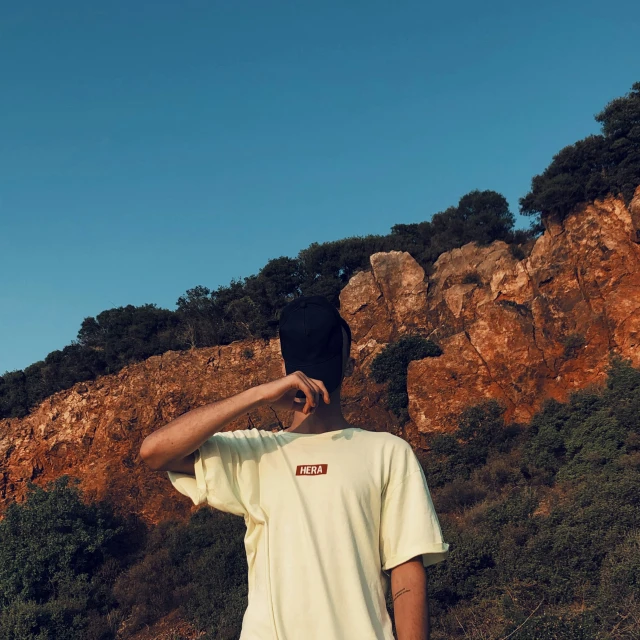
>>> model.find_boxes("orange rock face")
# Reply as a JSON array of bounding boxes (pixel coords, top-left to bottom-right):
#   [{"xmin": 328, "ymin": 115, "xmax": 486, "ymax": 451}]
[
  {"xmin": 1, "ymin": 189, "xmax": 639, "ymax": 525},
  {"xmin": 0, "ymin": 335, "xmax": 393, "ymax": 524},
  {"xmin": 342, "ymin": 188, "xmax": 640, "ymax": 433}
]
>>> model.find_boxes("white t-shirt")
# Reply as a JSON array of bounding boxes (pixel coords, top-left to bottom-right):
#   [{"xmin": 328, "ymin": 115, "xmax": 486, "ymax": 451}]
[{"xmin": 167, "ymin": 427, "xmax": 449, "ymax": 640}]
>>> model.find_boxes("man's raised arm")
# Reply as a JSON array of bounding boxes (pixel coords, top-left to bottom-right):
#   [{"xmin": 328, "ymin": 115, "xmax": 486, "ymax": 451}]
[
  {"xmin": 139, "ymin": 371, "xmax": 328, "ymax": 471},
  {"xmin": 139, "ymin": 385, "xmax": 265, "ymax": 471}
]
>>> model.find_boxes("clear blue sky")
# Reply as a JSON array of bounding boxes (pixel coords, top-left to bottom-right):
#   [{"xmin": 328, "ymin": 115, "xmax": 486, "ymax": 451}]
[{"xmin": 1, "ymin": 0, "xmax": 639, "ymax": 375}]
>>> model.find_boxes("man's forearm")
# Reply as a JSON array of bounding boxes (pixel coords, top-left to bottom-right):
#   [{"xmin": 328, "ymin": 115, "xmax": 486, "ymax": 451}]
[
  {"xmin": 391, "ymin": 558, "xmax": 429, "ymax": 640},
  {"xmin": 139, "ymin": 385, "xmax": 266, "ymax": 470}
]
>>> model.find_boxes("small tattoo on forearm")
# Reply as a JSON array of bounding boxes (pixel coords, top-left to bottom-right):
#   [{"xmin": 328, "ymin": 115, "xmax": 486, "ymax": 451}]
[{"xmin": 393, "ymin": 587, "xmax": 411, "ymax": 602}]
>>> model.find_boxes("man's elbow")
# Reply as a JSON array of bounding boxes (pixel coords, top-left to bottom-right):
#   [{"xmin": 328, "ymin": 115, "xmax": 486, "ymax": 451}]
[
  {"xmin": 390, "ymin": 555, "xmax": 426, "ymax": 579},
  {"xmin": 139, "ymin": 437, "xmax": 163, "ymax": 471}
]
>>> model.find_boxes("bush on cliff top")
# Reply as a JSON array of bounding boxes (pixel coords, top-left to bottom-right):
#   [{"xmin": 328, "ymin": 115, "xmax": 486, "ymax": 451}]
[{"xmin": 520, "ymin": 81, "xmax": 640, "ymax": 221}]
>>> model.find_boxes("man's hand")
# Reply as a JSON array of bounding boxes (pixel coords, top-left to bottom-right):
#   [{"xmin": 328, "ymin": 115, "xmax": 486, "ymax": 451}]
[{"xmin": 260, "ymin": 371, "xmax": 330, "ymax": 415}]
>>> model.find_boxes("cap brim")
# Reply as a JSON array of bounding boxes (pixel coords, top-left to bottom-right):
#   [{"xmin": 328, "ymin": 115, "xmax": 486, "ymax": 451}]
[{"xmin": 284, "ymin": 351, "xmax": 344, "ymax": 395}]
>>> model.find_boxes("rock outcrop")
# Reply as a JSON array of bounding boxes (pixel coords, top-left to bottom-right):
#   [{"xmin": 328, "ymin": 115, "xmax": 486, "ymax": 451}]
[
  {"xmin": 0, "ymin": 327, "xmax": 394, "ymax": 524},
  {"xmin": 1, "ymin": 188, "xmax": 639, "ymax": 525},
  {"xmin": 343, "ymin": 188, "xmax": 640, "ymax": 432}
]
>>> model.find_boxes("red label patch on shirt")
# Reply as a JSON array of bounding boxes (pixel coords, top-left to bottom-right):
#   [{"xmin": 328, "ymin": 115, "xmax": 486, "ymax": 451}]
[{"xmin": 296, "ymin": 464, "xmax": 328, "ymax": 476}]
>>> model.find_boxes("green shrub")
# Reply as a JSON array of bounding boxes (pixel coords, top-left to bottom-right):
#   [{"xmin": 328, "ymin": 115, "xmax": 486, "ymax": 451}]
[
  {"xmin": 517, "ymin": 468, "xmax": 640, "ymax": 606},
  {"xmin": 602, "ymin": 353, "xmax": 640, "ymax": 432},
  {"xmin": 435, "ymin": 477, "xmax": 487, "ymax": 514},
  {"xmin": 112, "ymin": 508, "xmax": 248, "ymax": 640},
  {"xmin": 169, "ymin": 509, "xmax": 248, "ymax": 640},
  {"xmin": 557, "ymin": 409, "xmax": 627, "ymax": 481},
  {"xmin": 369, "ymin": 335, "xmax": 442, "ymax": 423},
  {"xmin": 422, "ymin": 399, "xmax": 520, "ymax": 489},
  {"xmin": 0, "ymin": 598, "xmax": 55, "ymax": 640},
  {"xmin": 483, "ymin": 485, "xmax": 539, "ymax": 529},
  {"xmin": 0, "ymin": 574, "xmax": 113, "ymax": 640},
  {"xmin": 470, "ymin": 450, "xmax": 525, "ymax": 495},
  {"xmin": 522, "ymin": 355, "xmax": 640, "ymax": 481},
  {"xmin": 424, "ymin": 355, "xmax": 640, "ymax": 637},
  {"xmin": 501, "ymin": 611, "xmax": 598, "ymax": 640},
  {"xmin": 522, "ymin": 396, "xmax": 586, "ymax": 477},
  {"xmin": 0, "ymin": 476, "xmax": 145, "ymax": 639},
  {"xmin": 509, "ymin": 243, "xmax": 526, "ymax": 260},
  {"xmin": 597, "ymin": 528, "xmax": 640, "ymax": 610},
  {"xmin": 427, "ymin": 526, "xmax": 498, "ymax": 606},
  {"xmin": 112, "ymin": 546, "xmax": 183, "ymax": 634}
]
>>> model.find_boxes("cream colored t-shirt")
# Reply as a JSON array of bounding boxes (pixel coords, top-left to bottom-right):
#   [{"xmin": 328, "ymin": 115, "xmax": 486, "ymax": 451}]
[{"xmin": 167, "ymin": 427, "xmax": 449, "ymax": 640}]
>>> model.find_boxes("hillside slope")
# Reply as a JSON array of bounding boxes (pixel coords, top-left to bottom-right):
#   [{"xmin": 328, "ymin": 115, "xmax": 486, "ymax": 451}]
[{"xmin": 1, "ymin": 187, "xmax": 639, "ymax": 524}]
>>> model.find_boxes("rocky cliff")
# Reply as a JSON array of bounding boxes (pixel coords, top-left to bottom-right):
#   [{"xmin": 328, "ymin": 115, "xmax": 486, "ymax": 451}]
[{"xmin": 1, "ymin": 188, "xmax": 639, "ymax": 525}]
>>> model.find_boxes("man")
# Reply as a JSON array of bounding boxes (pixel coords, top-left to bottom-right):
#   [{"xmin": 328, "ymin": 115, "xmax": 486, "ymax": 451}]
[{"xmin": 140, "ymin": 295, "xmax": 449, "ymax": 639}]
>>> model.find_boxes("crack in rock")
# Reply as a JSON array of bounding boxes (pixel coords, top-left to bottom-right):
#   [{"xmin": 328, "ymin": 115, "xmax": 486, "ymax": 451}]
[
  {"xmin": 462, "ymin": 328, "xmax": 515, "ymax": 410},
  {"xmin": 522, "ymin": 259, "xmax": 556, "ymax": 375}
]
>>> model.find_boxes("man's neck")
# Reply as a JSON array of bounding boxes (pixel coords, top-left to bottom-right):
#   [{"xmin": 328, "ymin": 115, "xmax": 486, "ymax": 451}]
[
  {"xmin": 283, "ymin": 420, "xmax": 353, "ymax": 434},
  {"xmin": 283, "ymin": 395, "xmax": 352, "ymax": 434}
]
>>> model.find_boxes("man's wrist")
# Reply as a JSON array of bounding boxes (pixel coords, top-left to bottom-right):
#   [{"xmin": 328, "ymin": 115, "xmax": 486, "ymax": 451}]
[{"xmin": 247, "ymin": 383, "xmax": 269, "ymax": 410}]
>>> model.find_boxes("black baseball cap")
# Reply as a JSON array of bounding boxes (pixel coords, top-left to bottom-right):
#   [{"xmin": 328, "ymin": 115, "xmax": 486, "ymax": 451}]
[{"xmin": 278, "ymin": 295, "xmax": 352, "ymax": 395}]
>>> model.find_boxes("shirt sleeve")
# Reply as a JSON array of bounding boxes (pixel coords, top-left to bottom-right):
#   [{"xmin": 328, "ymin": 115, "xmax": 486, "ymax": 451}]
[
  {"xmin": 166, "ymin": 431, "xmax": 254, "ymax": 517},
  {"xmin": 379, "ymin": 464, "xmax": 449, "ymax": 576}
]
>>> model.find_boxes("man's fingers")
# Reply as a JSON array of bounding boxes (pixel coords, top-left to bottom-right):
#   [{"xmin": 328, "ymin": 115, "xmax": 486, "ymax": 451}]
[
  {"xmin": 287, "ymin": 379, "xmax": 313, "ymax": 413},
  {"xmin": 308, "ymin": 377, "xmax": 330, "ymax": 405},
  {"xmin": 308, "ymin": 381, "xmax": 320, "ymax": 407},
  {"xmin": 296, "ymin": 373, "xmax": 317, "ymax": 413},
  {"xmin": 290, "ymin": 372, "xmax": 331, "ymax": 413},
  {"xmin": 317, "ymin": 380, "xmax": 330, "ymax": 404}
]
